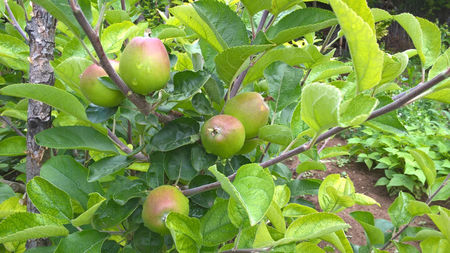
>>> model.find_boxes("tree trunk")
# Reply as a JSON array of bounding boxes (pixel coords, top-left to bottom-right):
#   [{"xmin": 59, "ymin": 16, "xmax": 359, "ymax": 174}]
[{"xmin": 25, "ymin": 3, "xmax": 56, "ymax": 249}]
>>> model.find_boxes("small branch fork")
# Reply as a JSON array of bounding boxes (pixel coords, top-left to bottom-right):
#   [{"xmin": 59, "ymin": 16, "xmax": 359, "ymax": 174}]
[
  {"xmin": 68, "ymin": 0, "xmax": 151, "ymax": 116},
  {"xmin": 183, "ymin": 68, "xmax": 450, "ymax": 196}
]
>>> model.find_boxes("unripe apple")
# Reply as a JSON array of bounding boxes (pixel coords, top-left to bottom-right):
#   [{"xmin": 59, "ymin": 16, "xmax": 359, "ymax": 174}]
[
  {"xmin": 119, "ymin": 37, "xmax": 170, "ymax": 95},
  {"xmin": 142, "ymin": 185, "xmax": 189, "ymax": 235},
  {"xmin": 79, "ymin": 60, "xmax": 125, "ymax": 107},
  {"xmin": 200, "ymin": 115, "xmax": 245, "ymax": 158},
  {"xmin": 224, "ymin": 92, "xmax": 269, "ymax": 139}
]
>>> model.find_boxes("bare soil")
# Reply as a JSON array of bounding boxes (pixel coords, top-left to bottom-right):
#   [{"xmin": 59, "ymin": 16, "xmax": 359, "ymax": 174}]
[{"xmin": 289, "ymin": 137, "xmax": 439, "ymax": 251}]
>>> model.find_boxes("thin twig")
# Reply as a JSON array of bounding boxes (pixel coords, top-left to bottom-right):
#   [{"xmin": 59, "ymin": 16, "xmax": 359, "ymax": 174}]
[
  {"xmin": 107, "ymin": 129, "xmax": 148, "ymax": 161},
  {"xmin": 120, "ymin": 0, "xmax": 126, "ymax": 11},
  {"xmin": 4, "ymin": 0, "xmax": 28, "ymax": 43},
  {"xmin": 182, "ymin": 68, "xmax": 450, "ymax": 196},
  {"xmin": 259, "ymin": 143, "xmax": 271, "ymax": 163},
  {"xmin": 317, "ymin": 137, "xmax": 332, "ymax": 154},
  {"xmin": 0, "ymin": 116, "xmax": 26, "ymax": 137},
  {"xmin": 69, "ymin": 0, "xmax": 152, "ymax": 115},
  {"xmin": 256, "ymin": 11, "xmax": 269, "ymax": 35}
]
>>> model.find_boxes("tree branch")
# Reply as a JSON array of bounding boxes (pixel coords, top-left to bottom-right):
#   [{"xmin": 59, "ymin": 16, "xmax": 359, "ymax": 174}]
[
  {"xmin": 0, "ymin": 116, "xmax": 26, "ymax": 137},
  {"xmin": 4, "ymin": 0, "xmax": 28, "ymax": 43},
  {"xmin": 107, "ymin": 129, "xmax": 148, "ymax": 161},
  {"xmin": 69, "ymin": 0, "xmax": 152, "ymax": 116},
  {"xmin": 182, "ymin": 68, "xmax": 450, "ymax": 196}
]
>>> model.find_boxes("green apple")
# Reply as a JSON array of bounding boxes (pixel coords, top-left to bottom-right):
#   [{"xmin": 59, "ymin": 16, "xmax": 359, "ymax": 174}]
[
  {"xmin": 224, "ymin": 92, "xmax": 269, "ymax": 138},
  {"xmin": 200, "ymin": 115, "xmax": 245, "ymax": 158},
  {"xmin": 119, "ymin": 37, "xmax": 170, "ymax": 95},
  {"xmin": 79, "ymin": 60, "xmax": 125, "ymax": 107},
  {"xmin": 141, "ymin": 185, "xmax": 189, "ymax": 235}
]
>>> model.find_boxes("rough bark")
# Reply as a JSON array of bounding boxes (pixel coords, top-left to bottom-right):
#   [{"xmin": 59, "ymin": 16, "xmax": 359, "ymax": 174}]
[{"xmin": 25, "ymin": 3, "xmax": 56, "ymax": 249}]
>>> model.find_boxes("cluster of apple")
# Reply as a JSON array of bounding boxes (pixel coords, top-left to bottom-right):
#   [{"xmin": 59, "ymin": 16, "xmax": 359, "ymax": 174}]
[
  {"xmin": 79, "ymin": 37, "xmax": 171, "ymax": 107},
  {"xmin": 200, "ymin": 92, "xmax": 269, "ymax": 158}
]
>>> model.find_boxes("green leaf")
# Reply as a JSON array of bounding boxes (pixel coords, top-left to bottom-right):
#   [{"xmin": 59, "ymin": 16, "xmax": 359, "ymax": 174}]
[
  {"xmin": 319, "ymin": 145, "xmax": 350, "ymax": 159},
  {"xmin": 282, "ymin": 203, "xmax": 317, "ymax": 218},
  {"xmin": 410, "ymin": 149, "xmax": 436, "ymax": 189},
  {"xmin": 107, "ymin": 176, "xmax": 147, "ymax": 205},
  {"xmin": 215, "ymin": 45, "xmax": 273, "ymax": 85},
  {"xmin": 0, "ymin": 84, "xmax": 89, "ymax": 121},
  {"xmin": 170, "ymin": 4, "xmax": 226, "ymax": 52},
  {"xmin": 91, "ymin": 198, "xmax": 140, "ymax": 230},
  {"xmin": 424, "ymin": 88, "xmax": 450, "ymax": 104},
  {"xmin": 54, "ymin": 56, "xmax": 92, "ymax": 96},
  {"xmin": 40, "ymin": 155, "xmax": 103, "ymax": 209},
  {"xmin": 244, "ymin": 46, "xmax": 324, "ymax": 84},
  {"xmin": 427, "ymin": 208, "xmax": 450, "ymax": 241},
  {"xmin": 265, "ymin": 62, "xmax": 303, "ymax": 112},
  {"xmin": 71, "ymin": 193, "xmax": 105, "ymax": 227},
  {"xmin": 420, "ymin": 237, "xmax": 449, "ymax": 253},
  {"xmin": 353, "ymin": 193, "xmax": 380, "ymax": 207},
  {"xmin": 406, "ymin": 200, "xmax": 432, "ymax": 217},
  {"xmin": 297, "ymin": 161, "xmax": 327, "ymax": 174},
  {"xmin": 88, "ymin": 156, "xmax": 134, "ymax": 182},
  {"xmin": 0, "ymin": 212, "xmax": 68, "ymax": 243},
  {"xmin": 170, "ymin": 71, "xmax": 210, "ymax": 102},
  {"xmin": 380, "ymin": 52, "xmax": 409, "ymax": 85},
  {"xmin": 340, "ymin": 94, "xmax": 378, "ymax": 127},
  {"xmin": 54, "ymin": 230, "xmax": 108, "ymax": 253},
  {"xmin": 253, "ymin": 223, "xmax": 274, "ymax": 248},
  {"xmin": 0, "ymin": 136, "xmax": 26, "ymax": 156},
  {"xmin": 0, "ymin": 196, "xmax": 26, "ymax": 219},
  {"xmin": 152, "ymin": 24, "xmax": 186, "ymax": 39},
  {"xmin": 270, "ymin": 0, "xmax": 302, "ymax": 16},
  {"xmin": 193, "ymin": 0, "xmax": 249, "ymax": 48},
  {"xmin": 27, "ymin": 177, "xmax": 73, "ymax": 221},
  {"xmin": 394, "ymin": 242, "xmax": 420, "ymax": 253},
  {"xmin": 394, "ymin": 14, "xmax": 441, "ymax": 68},
  {"xmin": 258, "ymin": 124, "xmax": 293, "ymax": 146},
  {"xmin": 35, "ymin": 126, "xmax": 117, "ymax": 153},
  {"xmin": 151, "ymin": 118, "xmax": 199, "ymax": 152},
  {"xmin": 273, "ymin": 185, "xmax": 291, "ymax": 208},
  {"xmin": 329, "ymin": 0, "xmax": 384, "ymax": 91},
  {"xmin": 429, "ymin": 176, "xmax": 450, "ymax": 202},
  {"xmin": 0, "ymin": 34, "xmax": 29, "ymax": 72},
  {"xmin": 200, "ymin": 198, "xmax": 238, "ymax": 246},
  {"xmin": 285, "ymin": 213, "xmax": 349, "ymax": 242},
  {"xmin": 266, "ymin": 8, "xmax": 337, "ymax": 45},
  {"xmin": 241, "ymin": 0, "xmax": 271, "ymax": 16},
  {"xmin": 301, "ymin": 83, "xmax": 341, "ymax": 133},
  {"xmin": 0, "ymin": 183, "xmax": 15, "ymax": 204},
  {"xmin": 288, "ymin": 178, "xmax": 321, "ymax": 196},
  {"xmin": 166, "ymin": 212, "xmax": 202, "ymax": 252},
  {"xmin": 165, "ymin": 145, "xmax": 199, "ymax": 182},
  {"xmin": 388, "ymin": 191, "xmax": 415, "ymax": 228},
  {"xmin": 319, "ymin": 174, "xmax": 355, "ymax": 213},
  {"xmin": 209, "ymin": 164, "xmax": 275, "ymax": 226},
  {"xmin": 296, "ymin": 242, "xmax": 325, "ymax": 253},
  {"xmin": 265, "ymin": 201, "xmax": 286, "ymax": 233},
  {"xmin": 365, "ymin": 96, "xmax": 406, "ymax": 135},
  {"xmin": 387, "ymin": 174, "xmax": 416, "ymax": 193},
  {"xmin": 350, "ymin": 211, "xmax": 385, "ymax": 245},
  {"xmin": 306, "ymin": 61, "xmax": 353, "ymax": 84},
  {"xmin": 101, "ymin": 21, "xmax": 147, "ymax": 54},
  {"xmin": 371, "ymin": 8, "xmax": 392, "ymax": 22},
  {"xmin": 104, "ymin": 10, "xmax": 131, "ymax": 24}
]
